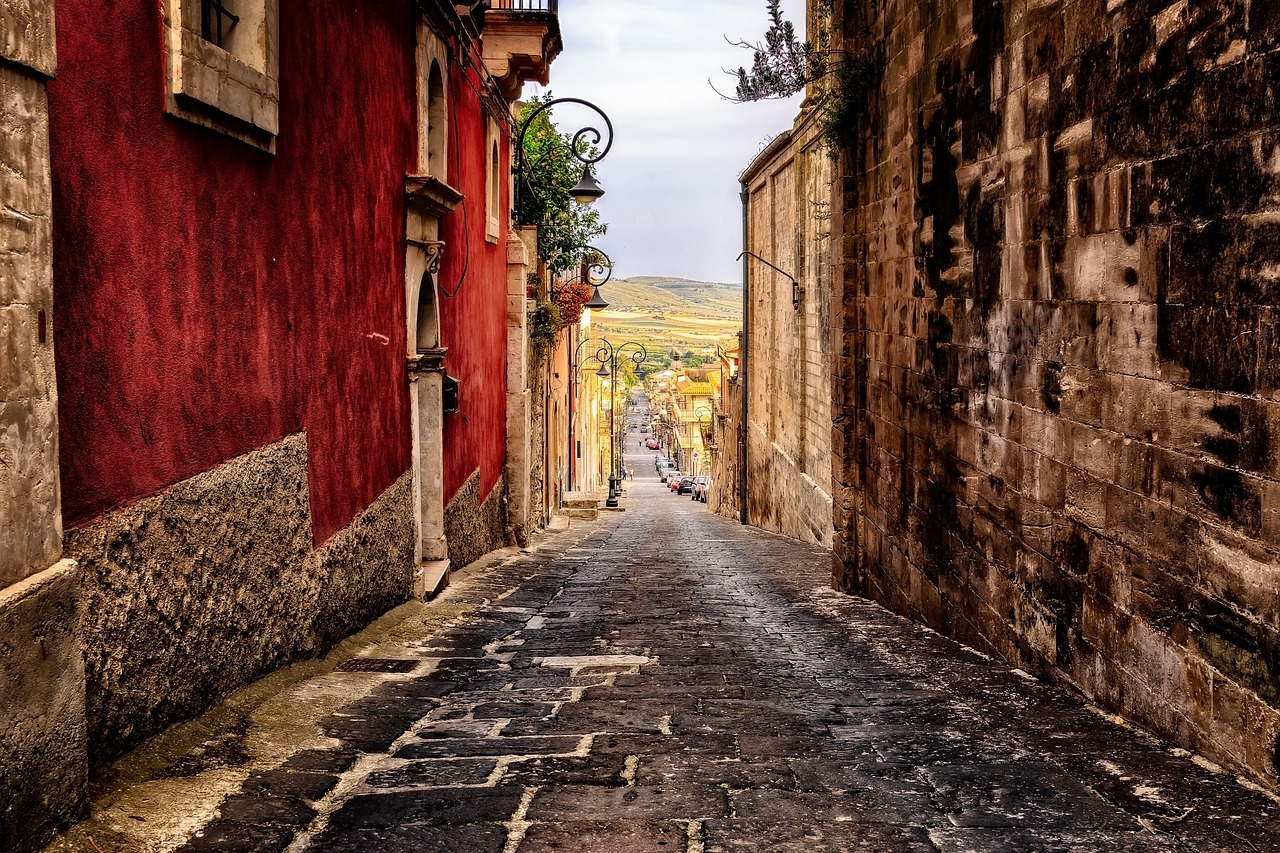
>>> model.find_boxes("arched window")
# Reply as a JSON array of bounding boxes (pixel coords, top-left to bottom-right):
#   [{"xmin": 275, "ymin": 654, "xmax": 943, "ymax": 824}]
[
  {"xmin": 486, "ymin": 120, "xmax": 501, "ymax": 242},
  {"xmin": 426, "ymin": 61, "xmax": 447, "ymax": 179}
]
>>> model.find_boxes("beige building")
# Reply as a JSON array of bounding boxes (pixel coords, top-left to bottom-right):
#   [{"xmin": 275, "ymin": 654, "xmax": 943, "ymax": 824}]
[{"xmin": 714, "ymin": 101, "xmax": 834, "ymax": 548}]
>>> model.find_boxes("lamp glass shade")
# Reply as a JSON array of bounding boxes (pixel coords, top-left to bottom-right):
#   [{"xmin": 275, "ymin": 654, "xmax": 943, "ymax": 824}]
[
  {"xmin": 584, "ymin": 286, "xmax": 609, "ymax": 310},
  {"xmin": 570, "ymin": 165, "xmax": 605, "ymax": 204},
  {"xmin": 595, "ymin": 363, "xmax": 611, "ymax": 377}
]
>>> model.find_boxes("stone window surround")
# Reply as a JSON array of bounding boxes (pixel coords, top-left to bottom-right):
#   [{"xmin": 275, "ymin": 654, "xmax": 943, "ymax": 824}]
[
  {"xmin": 163, "ymin": 0, "xmax": 280, "ymax": 152},
  {"xmin": 485, "ymin": 116, "xmax": 501, "ymax": 243},
  {"xmin": 417, "ymin": 22, "xmax": 449, "ymax": 181}
]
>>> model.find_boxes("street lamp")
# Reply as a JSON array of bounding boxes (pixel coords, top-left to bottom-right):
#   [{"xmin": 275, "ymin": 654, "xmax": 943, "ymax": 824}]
[
  {"xmin": 514, "ymin": 98, "xmax": 614, "ymax": 227},
  {"xmin": 550, "ymin": 245, "xmax": 613, "ymax": 311}
]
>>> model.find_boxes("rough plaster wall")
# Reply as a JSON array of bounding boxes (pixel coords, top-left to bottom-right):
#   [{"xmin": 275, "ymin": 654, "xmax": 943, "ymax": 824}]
[
  {"xmin": 68, "ymin": 435, "xmax": 414, "ymax": 765},
  {"xmin": 742, "ymin": 117, "xmax": 835, "ymax": 548},
  {"xmin": 833, "ymin": 0, "xmax": 1280, "ymax": 785},
  {"xmin": 444, "ymin": 468, "xmax": 509, "ymax": 569}
]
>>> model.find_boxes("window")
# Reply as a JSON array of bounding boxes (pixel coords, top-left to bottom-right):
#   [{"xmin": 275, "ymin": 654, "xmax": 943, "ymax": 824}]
[
  {"xmin": 200, "ymin": 0, "xmax": 237, "ymax": 48},
  {"xmin": 486, "ymin": 119, "xmax": 501, "ymax": 242},
  {"xmin": 426, "ymin": 61, "xmax": 447, "ymax": 179},
  {"xmin": 163, "ymin": 0, "xmax": 279, "ymax": 151}
]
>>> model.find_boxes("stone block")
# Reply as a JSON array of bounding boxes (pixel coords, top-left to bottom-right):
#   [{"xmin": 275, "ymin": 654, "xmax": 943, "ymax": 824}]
[
  {"xmin": 0, "ymin": 559, "xmax": 86, "ymax": 853},
  {"xmin": 0, "ymin": 0, "xmax": 56, "ymax": 77}
]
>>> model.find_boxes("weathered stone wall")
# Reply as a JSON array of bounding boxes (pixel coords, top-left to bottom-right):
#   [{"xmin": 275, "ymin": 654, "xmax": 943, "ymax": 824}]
[
  {"xmin": 0, "ymin": 2, "xmax": 90, "ymax": 849},
  {"xmin": 833, "ymin": 0, "xmax": 1280, "ymax": 785},
  {"xmin": 0, "ymin": 0, "xmax": 59, "ymax": 589},
  {"xmin": 68, "ymin": 435, "xmax": 414, "ymax": 765},
  {"xmin": 741, "ymin": 111, "xmax": 835, "ymax": 548},
  {"xmin": 444, "ymin": 468, "xmax": 510, "ymax": 569}
]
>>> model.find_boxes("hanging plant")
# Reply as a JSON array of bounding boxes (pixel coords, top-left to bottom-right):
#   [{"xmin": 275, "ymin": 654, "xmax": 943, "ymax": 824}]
[{"xmin": 552, "ymin": 280, "xmax": 595, "ymax": 327}]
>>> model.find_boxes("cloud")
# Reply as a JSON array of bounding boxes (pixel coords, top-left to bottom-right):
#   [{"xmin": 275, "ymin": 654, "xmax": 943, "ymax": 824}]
[{"xmin": 525, "ymin": 0, "xmax": 807, "ymax": 283}]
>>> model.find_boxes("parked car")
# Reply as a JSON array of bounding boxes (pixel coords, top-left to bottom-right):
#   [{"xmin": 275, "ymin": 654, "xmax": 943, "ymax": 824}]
[
  {"xmin": 655, "ymin": 455, "xmax": 671, "ymax": 471},
  {"xmin": 661, "ymin": 468, "xmax": 681, "ymax": 485},
  {"xmin": 646, "ymin": 439, "xmax": 659, "ymax": 450},
  {"xmin": 692, "ymin": 476, "xmax": 710, "ymax": 502},
  {"xmin": 677, "ymin": 476, "xmax": 695, "ymax": 495}
]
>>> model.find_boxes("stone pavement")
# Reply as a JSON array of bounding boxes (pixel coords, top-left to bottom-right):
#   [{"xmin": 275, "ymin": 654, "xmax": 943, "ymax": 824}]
[{"xmin": 51, "ymin": 443, "xmax": 1280, "ymax": 852}]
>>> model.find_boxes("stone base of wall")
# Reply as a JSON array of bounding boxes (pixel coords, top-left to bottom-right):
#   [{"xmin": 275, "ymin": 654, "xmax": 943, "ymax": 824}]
[
  {"xmin": 445, "ymin": 469, "xmax": 509, "ymax": 569},
  {"xmin": 67, "ymin": 435, "xmax": 414, "ymax": 766},
  {"xmin": 0, "ymin": 559, "xmax": 87, "ymax": 853},
  {"xmin": 746, "ymin": 425, "xmax": 834, "ymax": 548}
]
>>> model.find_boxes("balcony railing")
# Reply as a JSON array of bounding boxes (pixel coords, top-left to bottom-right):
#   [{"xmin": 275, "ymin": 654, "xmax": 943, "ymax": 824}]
[{"xmin": 490, "ymin": 0, "xmax": 557, "ymax": 10}]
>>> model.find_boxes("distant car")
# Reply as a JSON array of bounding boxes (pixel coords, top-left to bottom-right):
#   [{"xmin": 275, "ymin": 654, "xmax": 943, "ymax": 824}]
[
  {"xmin": 677, "ymin": 476, "xmax": 695, "ymax": 495},
  {"xmin": 662, "ymin": 468, "xmax": 681, "ymax": 485},
  {"xmin": 646, "ymin": 439, "xmax": 659, "ymax": 450},
  {"xmin": 655, "ymin": 455, "xmax": 671, "ymax": 471},
  {"xmin": 692, "ymin": 476, "xmax": 710, "ymax": 502}
]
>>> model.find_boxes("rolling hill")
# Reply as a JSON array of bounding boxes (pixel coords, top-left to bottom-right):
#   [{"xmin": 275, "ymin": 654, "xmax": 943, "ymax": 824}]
[{"xmin": 589, "ymin": 277, "xmax": 742, "ymax": 369}]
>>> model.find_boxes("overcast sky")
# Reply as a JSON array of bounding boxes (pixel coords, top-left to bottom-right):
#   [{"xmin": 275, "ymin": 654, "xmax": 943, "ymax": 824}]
[{"xmin": 525, "ymin": 0, "xmax": 806, "ymax": 285}]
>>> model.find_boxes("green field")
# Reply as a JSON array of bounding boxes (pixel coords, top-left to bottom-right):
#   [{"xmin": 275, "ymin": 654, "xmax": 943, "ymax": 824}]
[{"xmin": 591, "ymin": 276, "xmax": 742, "ymax": 369}]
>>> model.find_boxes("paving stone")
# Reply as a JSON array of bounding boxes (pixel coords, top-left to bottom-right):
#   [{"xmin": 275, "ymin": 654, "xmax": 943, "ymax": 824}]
[
  {"xmin": 364, "ymin": 758, "xmax": 498, "ymax": 788},
  {"xmin": 923, "ymin": 763, "xmax": 1141, "ymax": 830},
  {"xmin": 241, "ymin": 770, "xmax": 338, "ymax": 801},
  {"xmin": 395, "ymin": 735, "xmax": 582, "ymax": 759},
  {"xmin": 516, "ymin": 820, "xmax": 686, "ymax": 852},
  {"xmin": 701, "ymin": 819, "xmax": 936, "ymax": 852},
  {"xmin": 178, "ymin": 821, "xmax": 294, "ymax": 852},
  {"xmin": 320, "ymin": 714, "xmax": 414, "ymax": 752},
  {"xmin": 472, "ymin": 700, "xmax": 557, "ymax": 719},
  {"xmin": 590, "ymin": 733, "xmax": 738, "ymax": 757},
  {"xmin": 282, "ymin": 749, "xmax": 359, "ymax": 774},
  {"xmin": 307, "ymin": 823, "xmax": 508, "ymax": 852},
  {"xmin": 926, "ymin": 828, "xmax": 1181, "ymax": 852},
  {"xmin": 500, "ymin": 754, "xmax": 630, "ymax": 787},
  {"xmin": 637, "ymin": 755, "xmax": 797, "ymax": 789},
  {"xmin": 528, "ymin": 784, "xmax": 729, "ymax": 820},
  {"xmin": 217, "ymin": 795, "xmax": 316, "ymax": 827},
  {"xmin": 326, "ymin": 786, "xmax": 524, "ymax": 829}
]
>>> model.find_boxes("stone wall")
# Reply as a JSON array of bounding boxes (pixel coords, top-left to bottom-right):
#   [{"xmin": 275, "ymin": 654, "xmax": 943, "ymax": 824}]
[
  {"xmin": 740, "ymin": 110, "xmax": 835, "ymax": 548},
  {"xmin": 0, "ymin": 1, "xmax": 89, "ymax": 849},
  {"xmin": 67, "ymin": 435, "xmax": 414, "ymax": 765},
  {"xmin": 832, "ymin": 0, "xmax": 1280, "ymax": 785},
  {"xmin": 444, "ymin": 468, "xmax": 510, "ymax": 569}
]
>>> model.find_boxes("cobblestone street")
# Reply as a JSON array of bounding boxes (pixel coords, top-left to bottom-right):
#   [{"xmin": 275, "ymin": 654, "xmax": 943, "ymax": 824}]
[{"xmin": 50, "ymin": 439, "xmax": 1280, "ymax": 853}]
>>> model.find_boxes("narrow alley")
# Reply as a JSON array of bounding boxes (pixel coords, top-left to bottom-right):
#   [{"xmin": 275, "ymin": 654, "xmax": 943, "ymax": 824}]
[{"xmin": 44, "ymin": 400, "xmax": 1280, "ymax": 853}]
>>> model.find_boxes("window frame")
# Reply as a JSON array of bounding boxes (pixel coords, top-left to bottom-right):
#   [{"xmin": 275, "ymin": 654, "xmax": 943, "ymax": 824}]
[{"xmin": 163, "ymin": 0, "xmax": 280, "ymax": 152}]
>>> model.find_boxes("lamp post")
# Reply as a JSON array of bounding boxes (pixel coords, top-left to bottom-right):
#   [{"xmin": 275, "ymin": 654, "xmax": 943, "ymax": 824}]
[
  {"xmin": 573, "ymin": 335, "xmax": 613, "ymax": 496},
  {"xmin": 607, "ymin": 340, "xmax": 647, "ymax": 503},
  {"xmin": 514, "ymin": 98, "xmax": 614, "ymax": 227}
]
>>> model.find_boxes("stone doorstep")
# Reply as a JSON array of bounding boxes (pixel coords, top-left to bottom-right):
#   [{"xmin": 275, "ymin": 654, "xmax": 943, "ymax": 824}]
[
  {"xmin": 416, "ymin": 559, "xmax": 451, "ymax": 600},
  {"xmin": 566, "ymin": 509, "xmax": 599, "ymax": 521}
]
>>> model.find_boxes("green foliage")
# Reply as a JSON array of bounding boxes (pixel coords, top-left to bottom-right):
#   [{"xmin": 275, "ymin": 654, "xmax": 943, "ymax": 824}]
[
  {"xmin": 518, "ymin": 94, "xmax": 608, "ymax": 274},
  {"xmin": 729, "ymin": 0, "xmax": 827, "ymax": 101},
  {"xmin": 726, "ymin": 0, "xmax": 874, "ymax": 153},
  {"xmin": 530, "ymin": 299, "xmax": 562, "ymax": 348}
]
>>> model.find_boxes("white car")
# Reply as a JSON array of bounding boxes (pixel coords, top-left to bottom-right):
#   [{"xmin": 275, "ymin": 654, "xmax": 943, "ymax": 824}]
[{"xmin": 660, "ymin": 467, "xmax": 681, "ymax": 484}]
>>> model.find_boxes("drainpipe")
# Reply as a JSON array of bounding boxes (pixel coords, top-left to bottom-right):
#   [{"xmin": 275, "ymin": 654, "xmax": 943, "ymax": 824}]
[{"xmin": 739, "ymin": 181, "xmax": 749, "ymax": 526}]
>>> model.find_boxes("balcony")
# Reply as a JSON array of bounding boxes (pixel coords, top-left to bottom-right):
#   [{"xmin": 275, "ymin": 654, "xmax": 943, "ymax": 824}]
[{"xmin": 482, "ymin": 0, "xmax": 562, "ymax": 100}]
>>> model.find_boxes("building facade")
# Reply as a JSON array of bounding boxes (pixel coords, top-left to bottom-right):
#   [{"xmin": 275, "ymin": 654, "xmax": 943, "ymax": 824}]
[
  {"xmin": 1, "ymin": 1, "xmax": 562, "ymax": 848},
  {"xmin": 830, "ymin": 0, "xmax": 1280, "ymax": 787},
  {"xmin": 717, "ymin": 104, "xmax": 835, "ymax": 548}
]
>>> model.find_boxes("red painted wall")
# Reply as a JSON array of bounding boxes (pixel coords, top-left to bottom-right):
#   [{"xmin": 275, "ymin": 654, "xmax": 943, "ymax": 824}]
[
  {"xmin": 49, "ymin": 0, "xmax": 427, "ymax": 543},
  {"xmin": 49, "ymin": 0, "xmax": 511, "ymax": 542},
  {"xmin": 438, "ymin": 59, "xmax": 510, "ymax": 503}
]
